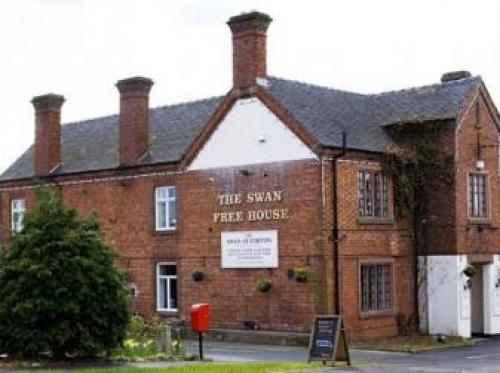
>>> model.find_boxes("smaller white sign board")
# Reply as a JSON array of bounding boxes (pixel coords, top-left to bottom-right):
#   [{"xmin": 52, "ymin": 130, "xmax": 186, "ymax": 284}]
[{"xmin": 221, "ymin": 230, "xmax": 278, "ymax": 268}]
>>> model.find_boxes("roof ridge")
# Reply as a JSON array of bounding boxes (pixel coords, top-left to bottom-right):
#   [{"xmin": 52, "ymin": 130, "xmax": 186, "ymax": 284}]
[
  {"xmin": 266, "ymin": 75, "xmax": 365, "ymax": 96},
  {"xmin": 370, "ymin": 76, "xmax": 482, "ymax": 97},
  {"xmin": 61, "ymin": 94, "xmax": 225, "ymax": 129}
]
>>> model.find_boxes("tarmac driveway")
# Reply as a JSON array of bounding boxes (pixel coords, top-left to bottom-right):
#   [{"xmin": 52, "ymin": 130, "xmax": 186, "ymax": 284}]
[{"xmin": 185, "ymin": 336, "xmax": 500, "ymax": 372}]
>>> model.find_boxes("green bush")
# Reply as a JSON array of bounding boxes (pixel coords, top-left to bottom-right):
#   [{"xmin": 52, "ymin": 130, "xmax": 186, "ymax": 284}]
[
  {"xmin": 0, "ymin": 187, "xmax": 130, "ymax": 358},
  {"xmin": 292, "ymin": 267, "xmax": 309, "ymax": 283},
  {"xmin": 127, "ymin": 314, "xmax": 162, "ymax": 341},
  {"xmin": 256, "ymin": 279, "xmax": 272, "ymax": 293},
  {"xmin": 113, "ymin": 314, "xmax": 185, "ymax": 360}
]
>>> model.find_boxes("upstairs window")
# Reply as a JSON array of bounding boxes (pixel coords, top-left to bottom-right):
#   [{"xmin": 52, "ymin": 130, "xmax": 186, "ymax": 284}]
[
  {"xmin": 11, "ymin": 198, "xmax": 26, "ymax": 233},
  {"xmin": 360, "ymin": 262, "xmax": 393, "ymax": 313},
  {"xmin": 358, "ymin": 171, "xmax": 389, "ymax": 218},
  {"xmin": 469, "ymin": 173, "xmax": 488, "ymax": 219},
  {"xmin": 155, "ymin": 186, "xmax": 176, "ymax": 230},
  {"xmin": 156, "ymin": 263, "xmax": 177, "ymax": 312}
]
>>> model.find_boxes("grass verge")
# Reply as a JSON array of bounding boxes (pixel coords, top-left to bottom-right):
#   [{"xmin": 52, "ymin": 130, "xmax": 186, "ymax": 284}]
[{"xmin": 43, "ymin": 362, "xmax": 328, "ymax": 372}]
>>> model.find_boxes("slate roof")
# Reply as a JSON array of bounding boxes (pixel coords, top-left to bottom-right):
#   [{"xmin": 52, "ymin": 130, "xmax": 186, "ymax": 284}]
[
  {"xmin": 264, "ymin": 75, "xmax": 481, "ymax": 151},
  {"xmin": 0, "ymin": 75, "xmax": 482, "ymax": 181}
]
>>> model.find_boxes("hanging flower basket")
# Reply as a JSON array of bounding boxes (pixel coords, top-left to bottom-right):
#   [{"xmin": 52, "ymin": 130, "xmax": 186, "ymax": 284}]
[
  {"xmin": 257, "ymin": 279, "xmax": 272, "ymax": 293},
  {"xmin": 191, "ymin": 270, "xmax": 205, "ymax": 282},
  {"xmin": 463, "ymin": 265, "xmax": 476, "ymax": 278},
  {"xmin": 292, "ymin": 267, "xmax": 309, "ymax": 283}
]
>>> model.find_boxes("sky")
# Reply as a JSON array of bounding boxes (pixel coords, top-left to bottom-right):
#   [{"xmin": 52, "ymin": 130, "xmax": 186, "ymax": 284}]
[{"xmin": 2, "ymin": 0, "xmax": 500, "ymax": 173}]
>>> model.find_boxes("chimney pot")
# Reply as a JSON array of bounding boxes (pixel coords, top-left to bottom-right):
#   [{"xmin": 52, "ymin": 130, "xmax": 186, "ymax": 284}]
[
  {"xmin": 116, "ymin": 76, "xmax": 154, "ymax": 94},
  {"xmin": 227, "ymin": 11, "xmax": 272, "ymax": 89},
  {"xmin": 441, "ymin": 70, "xmax": 472, "ymax": 82},
  {"xmin": 32, "ymin": 93, "xmax": 65, "ymax": 177},
  {"xmin": 116, "ymin": 76, "xmax": 153, "ymax": 166}
]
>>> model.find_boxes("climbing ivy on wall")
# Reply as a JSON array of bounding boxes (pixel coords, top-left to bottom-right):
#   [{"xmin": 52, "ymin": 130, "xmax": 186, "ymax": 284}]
[{"xmin": 382, "ymin": 123, "xmax": 455, "ymax": 216}]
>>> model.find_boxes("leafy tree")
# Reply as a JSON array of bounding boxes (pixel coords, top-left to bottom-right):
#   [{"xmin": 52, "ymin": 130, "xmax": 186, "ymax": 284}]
[{"xmin": 0, "ymin": 187, "xmax": 129, "ymax": 358}]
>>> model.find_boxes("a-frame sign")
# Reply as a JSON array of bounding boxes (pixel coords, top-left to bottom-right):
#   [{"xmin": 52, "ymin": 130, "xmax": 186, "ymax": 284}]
[{"xmin": 307, "ymin": 315, "xmax": 351, "ymax": 366}]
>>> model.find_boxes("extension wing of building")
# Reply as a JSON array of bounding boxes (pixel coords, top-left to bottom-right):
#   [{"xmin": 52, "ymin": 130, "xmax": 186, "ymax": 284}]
[{"xmin": 1, "ymin": 11, "xmax": 499, "ymax": 339}]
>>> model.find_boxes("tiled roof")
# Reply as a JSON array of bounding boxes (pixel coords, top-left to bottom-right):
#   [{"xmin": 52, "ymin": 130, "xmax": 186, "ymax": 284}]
[
  {"xmin": 264, "ymin": 76, "xmax": 481, "ymax": 151},
  {"xmin": 0, "ymin": 76, "xmax": 481, "ymax": 181},
  {"xmin": 0, "ymin": 96, "xmax": 224, "ymax": 181}
]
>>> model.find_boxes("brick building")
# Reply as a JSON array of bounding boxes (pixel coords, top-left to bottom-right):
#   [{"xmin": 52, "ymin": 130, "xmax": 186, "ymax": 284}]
[{"xmin": 1, "ymin": 11, "xmax": 500, "ymax": 339}]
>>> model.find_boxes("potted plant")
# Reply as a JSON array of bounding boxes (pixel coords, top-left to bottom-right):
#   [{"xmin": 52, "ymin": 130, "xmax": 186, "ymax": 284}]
[
  {"xmin": 257, "ymin": 279, "xmax": 273, "ymax": 293},
  {"xmin": 191, "ymin": 269, "xmax": 205, "ymax": 282},
  {"xmin": 292, "ymin": 267, "xmax": 309, "ymax": 283},
  {"xmin": 463, "ymin": 264, "xmax": 476, "ymax": 278}
]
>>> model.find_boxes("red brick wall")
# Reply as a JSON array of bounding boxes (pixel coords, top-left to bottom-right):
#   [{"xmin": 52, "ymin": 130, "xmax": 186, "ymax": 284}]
[
  {"xmin": 0, "ymin": 155, "xmax": 416, "ymax": 338},
  {"xmin": 178, "ymin": 159, "xmax": 329, "ymax": 331},
  {"xmin": 456, "ymin": 90, "xmax": 500, "ymax": 255},
  {"xmin": 336, "ymin": 158, "xmax": 414, "ymax": 339}
]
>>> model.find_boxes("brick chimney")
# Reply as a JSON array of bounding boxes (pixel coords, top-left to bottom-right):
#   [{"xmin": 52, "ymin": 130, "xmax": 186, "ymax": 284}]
[
  {"xmin": 32, "ymin": 94, "xmax": 65, "ymax": 177},
  {"xmin": 227, "ymin": 11, "xmax": 272, "ymax": 89},
  {"xmin": 116, "ymin": 76, "xmax": 154, "ymax": 166}
]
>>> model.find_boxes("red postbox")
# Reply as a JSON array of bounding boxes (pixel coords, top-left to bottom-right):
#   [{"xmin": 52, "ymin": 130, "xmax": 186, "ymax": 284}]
[{"xmin": 190, "ymin": 303, "xmax": 210, "ymax": 333}]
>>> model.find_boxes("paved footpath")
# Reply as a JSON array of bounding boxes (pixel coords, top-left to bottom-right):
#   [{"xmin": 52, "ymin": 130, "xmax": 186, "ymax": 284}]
[{"xmin": 184, "ymin": 337, "xmax": 500, "ymax": 372}]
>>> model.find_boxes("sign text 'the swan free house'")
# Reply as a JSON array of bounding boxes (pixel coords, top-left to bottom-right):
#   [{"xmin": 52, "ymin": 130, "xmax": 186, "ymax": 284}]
[{"xmin": 212, "ymin": 190, "xmax": 289, "ymax": 223}]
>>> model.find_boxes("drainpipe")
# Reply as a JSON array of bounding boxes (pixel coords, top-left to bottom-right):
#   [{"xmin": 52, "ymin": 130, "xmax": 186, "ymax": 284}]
[
  {"xmin": 413, "ymin": 204, "xmax": 423, "ymax": 333},
  {"xmin": 332, "ymin": 131, "xmax": 347, "ymax": 315}
]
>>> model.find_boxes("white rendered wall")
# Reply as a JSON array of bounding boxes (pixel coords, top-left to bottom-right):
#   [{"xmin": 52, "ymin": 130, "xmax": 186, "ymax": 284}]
[
  {"xmin": 484, "ymin": 255, "xmax": 500, "ymax": 335},
  {"xmin": 418, "ymin": 255, "xmax": 471, "ymax": 337},
  {"xmin": 188, "ymin": 98, "xmax": 317, "ymax": 170}
]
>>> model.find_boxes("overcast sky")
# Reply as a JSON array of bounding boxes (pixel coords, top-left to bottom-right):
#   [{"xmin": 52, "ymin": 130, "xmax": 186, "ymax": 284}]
[{"xmin": 2, "ymin": 0, "xmax": 500, "ymax": 173}]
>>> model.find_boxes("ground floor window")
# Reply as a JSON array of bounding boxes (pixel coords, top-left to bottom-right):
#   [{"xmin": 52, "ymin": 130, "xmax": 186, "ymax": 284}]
[
  {"xmin": 156, "ymin": 262, "xmax": 178, "ymax": 311},
  {"xmin": 360, "ymin": 262, "xmax": 392, "ymax": 313}
]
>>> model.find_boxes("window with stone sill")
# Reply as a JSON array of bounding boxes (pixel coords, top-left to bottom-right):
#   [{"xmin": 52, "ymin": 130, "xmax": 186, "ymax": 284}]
[
  {"xmin": 358, "ymin": 171, "xmax": 389, "ymax": 219},
  {"xmin": 360, "ymin": 262, "xmax": 393, "ymax": 313},
  {"xmin": 468, "ymin": 173, "xmax": 488, "ymax": 219},
  {"xmin": 11, "ymin": 198, "xmax": 26, "ymax": 233},
  {"xmin": 155, "ymin": 186, "xmax": 177, "ymax": 231}
]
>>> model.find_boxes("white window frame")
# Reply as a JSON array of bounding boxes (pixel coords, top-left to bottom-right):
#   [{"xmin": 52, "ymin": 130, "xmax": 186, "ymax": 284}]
[
  {"xmin": 468, "ymin": 172, "xmax": 489, "ymax": 219},
  {"xmin": 11, "ymin": 198, "xmax": 26, "ymax": 233},
  {"xmin": 156, "ymin": 262, "xmax": 178, "ymax": 312},
  {"xmin": 155, "ymin": 186, "xmax": 177, "ymax": 231},
  {"xmin": 358, "ymin": 170, "xmax": 389, "ymax": 218}
]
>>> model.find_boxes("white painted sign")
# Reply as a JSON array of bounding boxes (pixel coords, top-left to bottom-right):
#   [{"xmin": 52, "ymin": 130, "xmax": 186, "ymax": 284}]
[{"xmin": 221, "ymin": 230, "xmax": 278, "ymax": 268}]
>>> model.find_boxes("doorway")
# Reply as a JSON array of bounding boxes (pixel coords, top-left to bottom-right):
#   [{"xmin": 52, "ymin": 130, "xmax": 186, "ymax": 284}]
[{"xmin": 471, "ymin": 264, "xmax": 484, "ymax": 335}]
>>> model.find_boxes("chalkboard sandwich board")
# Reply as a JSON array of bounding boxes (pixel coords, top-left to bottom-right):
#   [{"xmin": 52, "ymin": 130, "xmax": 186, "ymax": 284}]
[{"xmin": 308, "ymin": 315, "xmax": 350, "ymax": 366}]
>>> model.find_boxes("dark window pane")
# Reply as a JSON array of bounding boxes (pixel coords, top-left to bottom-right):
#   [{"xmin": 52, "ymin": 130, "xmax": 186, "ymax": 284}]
[
  {"xmin": 170, "ymin": 278, "xmax": 177, "ymax": 309},
  {"xmin": 159, "ymin": 264, "xmax": 177, "ymax": 276},
  {"xmin": 360, "ymin": 263, "xmax": 392, "ymax": 312}
]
